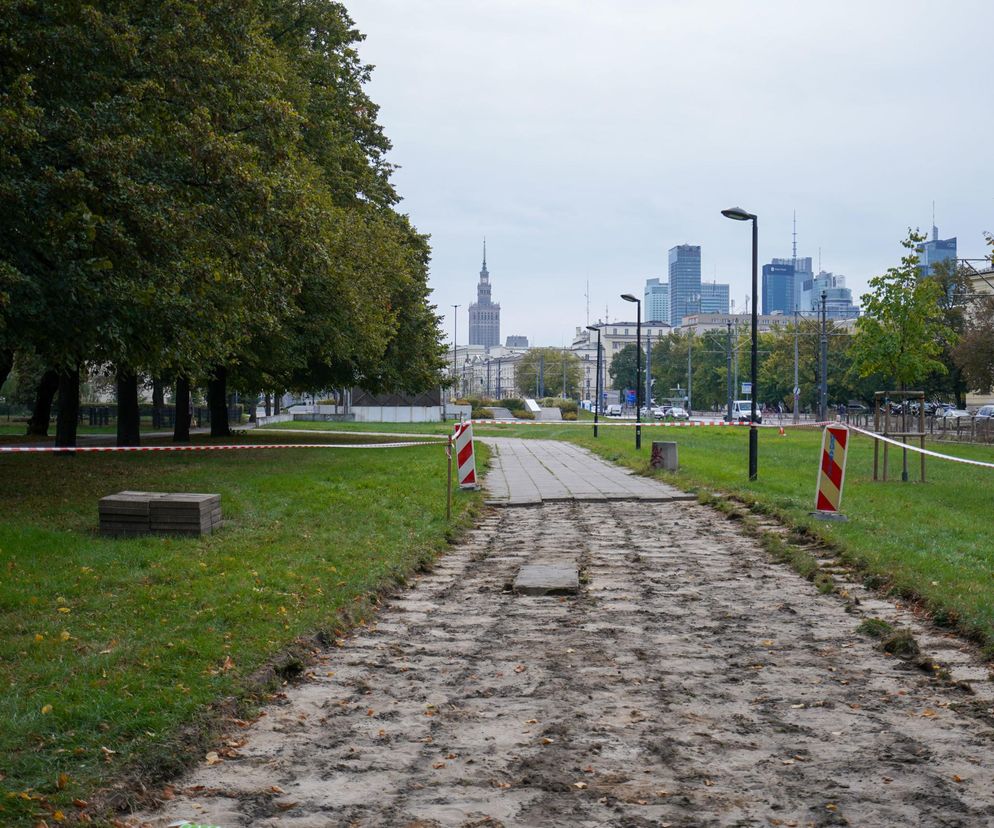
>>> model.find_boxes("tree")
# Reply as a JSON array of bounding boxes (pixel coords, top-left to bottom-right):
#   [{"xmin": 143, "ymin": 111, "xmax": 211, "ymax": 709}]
[
  {"xmin": 609, "ymin": 344, "xmax": 640, "ymax": 392},
  {"xmin": 850, "ymin": 230, "xmax": 953, "ymax": 390},
  {"xmin": 516, "ymin": 348, "xmax": 582, "ymax": 398},
  {"xmin": 952, "ymin": 294, "xmax": 994, "ymax": 394}
]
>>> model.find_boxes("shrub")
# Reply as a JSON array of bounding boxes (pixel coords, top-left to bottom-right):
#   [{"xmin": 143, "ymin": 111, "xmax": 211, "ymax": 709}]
[
  {"xmin": 511, "ymin": 409, "xmax": 535, "ymax": 420},
  {"xmin": 562, "ymin": 411, "xmax": 577, "ymax": 421}
]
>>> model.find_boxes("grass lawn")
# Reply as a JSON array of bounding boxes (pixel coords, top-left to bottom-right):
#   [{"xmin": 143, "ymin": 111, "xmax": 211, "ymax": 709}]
[{"xmin": 0, "ymin": 431, "xmax": 484, "ymax": 824}]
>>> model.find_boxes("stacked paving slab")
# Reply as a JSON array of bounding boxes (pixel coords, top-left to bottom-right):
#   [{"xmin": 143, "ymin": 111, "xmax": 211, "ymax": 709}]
[{"xmin": 99, "ymin": 491, "xmax": 222, "ymax": 537}]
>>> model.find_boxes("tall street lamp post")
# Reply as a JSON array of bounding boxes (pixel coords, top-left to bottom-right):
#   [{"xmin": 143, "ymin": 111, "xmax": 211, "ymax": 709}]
[
  {"xmin": 586, "ymin": 325, "xmax": 602, "ymax": 438},
  {"xmin": 451, "ymin": 304, "xmax": 460, "ymax": 406},
  {"xmin": 721, "ymin": 207, "xmax": 759, "ymax": 481},
  {"xmin": 621, "ymin": 294, "xmax": 642, "ymax": 450}
]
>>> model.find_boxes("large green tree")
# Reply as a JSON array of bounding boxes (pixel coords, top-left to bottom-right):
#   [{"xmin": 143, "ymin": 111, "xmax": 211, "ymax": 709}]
[{"xmin": 850, "ymin": 230, "xmax": 953, "ymax": 391}]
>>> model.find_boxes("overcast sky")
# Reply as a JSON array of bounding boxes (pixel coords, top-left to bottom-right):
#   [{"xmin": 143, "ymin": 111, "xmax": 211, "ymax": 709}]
[{"xmin": 349, "ymin": 0, "xmax": 993, "ymax": 346}]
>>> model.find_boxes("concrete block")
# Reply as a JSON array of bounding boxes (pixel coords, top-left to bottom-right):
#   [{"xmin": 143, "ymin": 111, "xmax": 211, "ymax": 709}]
[
  {"xmin": 650, "ymin": 441, "xmax": 678, "ymax": 471},
  {"xmin": 513, "ymin": 564, "xmax": 579, "ymax": 595}
]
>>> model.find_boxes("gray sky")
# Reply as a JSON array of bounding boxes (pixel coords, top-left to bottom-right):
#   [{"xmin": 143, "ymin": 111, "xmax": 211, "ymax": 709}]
[{"xmin": 349, "ymin": 0, "xmax": 993, "ymax": 346}]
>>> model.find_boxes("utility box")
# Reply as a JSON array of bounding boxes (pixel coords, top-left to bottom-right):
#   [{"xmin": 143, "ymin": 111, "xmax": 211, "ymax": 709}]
[{"xmin": 650, "ymin": 441, "xmax": 678, "ymax": 471}]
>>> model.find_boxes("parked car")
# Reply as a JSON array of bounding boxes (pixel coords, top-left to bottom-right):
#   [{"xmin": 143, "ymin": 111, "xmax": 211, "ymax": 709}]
[
  {"xmin": 940, "ymin": 408, "xmax": 972, "ymax": 421},
  {"xmin": 725, "ymin": 399, "xmax": 762, "ymax": 423},
  {"xmin": 933, "ymin": 403, "xmax": 957, "ymax": 417},
  {"xmin": 650, "ymin": 406, "xmax": 667, "ymax": 419},
  {"xmin": 667, "ymin": 406, "xmax": 690, "ymax": 420},
  {"xmin": 606, "ymin": 404, "xmax": 623, "ymax": 417},
  {"xmin": 975, "ymin": 405, "xmax": 994, "ymax": 419}
]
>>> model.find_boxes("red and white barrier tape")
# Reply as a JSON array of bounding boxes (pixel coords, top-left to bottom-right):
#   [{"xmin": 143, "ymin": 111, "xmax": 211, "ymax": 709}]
[
  {"xmin": 0, "ymin": 440, "xmax": 446, "ymax": 454},
  {"xmin": 848, "ymin": 426, "xmax": 994, "ymax": 470}
]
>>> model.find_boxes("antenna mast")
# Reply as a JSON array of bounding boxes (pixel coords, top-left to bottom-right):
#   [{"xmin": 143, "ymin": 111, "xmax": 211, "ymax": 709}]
[{"xmin": 792, "ymin": 210, "xmax": 797, "ymax": 262}]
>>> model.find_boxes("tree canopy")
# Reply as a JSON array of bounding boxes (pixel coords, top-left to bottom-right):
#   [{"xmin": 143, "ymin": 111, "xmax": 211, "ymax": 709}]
[{"xmin": 0, "ymin": 0, "xmax": 446, "ymax": 443}]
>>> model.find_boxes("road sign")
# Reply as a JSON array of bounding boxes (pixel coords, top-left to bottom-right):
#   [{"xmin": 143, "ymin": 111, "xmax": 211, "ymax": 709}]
[
  {"xmin": 625, "ymin": 390, "xmax": 636, "ymax": 406},
  {"xmin": 741, "ymin": 382, "xmax": 752, "ymax": 395}
]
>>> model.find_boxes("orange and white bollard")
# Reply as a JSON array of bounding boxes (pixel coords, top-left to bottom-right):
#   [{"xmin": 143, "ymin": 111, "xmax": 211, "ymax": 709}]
[
  {"xmin": 813, "ymin": 424, "xmax": 849, "ymax": 521},
  {"xmin": 453, "ymin": 421, "xmax": 478, "ymax": 490}
]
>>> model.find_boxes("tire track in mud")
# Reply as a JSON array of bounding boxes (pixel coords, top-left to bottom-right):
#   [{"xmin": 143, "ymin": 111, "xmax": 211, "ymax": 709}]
[{"xmin": 134, "ymin": 501, "xmax": 994, "ymax": 827}]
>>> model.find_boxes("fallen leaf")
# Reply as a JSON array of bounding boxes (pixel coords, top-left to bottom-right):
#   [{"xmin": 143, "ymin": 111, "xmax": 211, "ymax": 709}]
[
  {"xmin": 72, "ymin": 799, "xmax": 88, "ymax": 808},
  {"xmin": 275, "ymin": 801, "xmax": 298, "ymax": 811},
  {"xmin": 57, "ymin": 607, "xmax": 71, "ymax": 614},
  {"xmin": 269, "ymin": 785, "xmax": 285, "ymax": 794},
  {"xmin": 524, "ymin": 719, "xmax": 538, "ymax": 724},
  {"xmin": 952, "ymin": 774, "xmax": 964, "ymax": 783},
  {"xmin": 921, "ymin": 708, "xmax": 937, "ymax": 718},
  {"xmin": 205, "ymin": 751, "xmax": 221, "ymax": 765},
  {"xmin": 496, "ymin": 782, "xmax": 512, "ymax": 789},
  {"xmin": 540, "ymin": 737, "xmax": 554, "ymax": 745},
  {"xmin": 60, "ymin": 631, "xmax": 71, "ymax": 642},
  {"xmin": 41, "ymin": 704, "xmax": 53, "ymax": 715},
  {"xmin": 432, "ymin": 762, "xmax": 446, "ymax": 769},
  {"xmin": 221, "ymin": 656, "xmax": 235, "ymax": 672},
  {"xmin": 52, "ymin": 812, "xmax": 65, "ymax": 823},
  {"xmin": 573, "ymin": 782, "xmax": 587, "ymax": 790},
  {"xmin": 446, "ymin": 753, "xmax": 456, "ymax": 759},
  {"xmin": 703, "ymin": 779, "xmax": 714, "ymax": 787},
  {"xmin": 826, "ymin": 803, "xmax": 838, "ymax": 812},
  {"xmin": 514, "ymin": 664, "xmax": 527, "ymax": 673},
  {"xmin": 57, "ymin": 772, "xmax": 69, "ymax": 789},
  {"xmin": 34, "ymin": 633, "xmax": 44, "ymax": 642},
  {"xmin": 366, "ymin": 708, "xmax": 375, "ymax": 717}
]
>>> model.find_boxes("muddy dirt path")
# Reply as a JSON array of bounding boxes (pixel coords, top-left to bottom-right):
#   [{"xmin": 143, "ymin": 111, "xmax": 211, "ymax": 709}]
[{"xmin": 133, "ymin": 501, "xmax": 994, "ymax": 827}]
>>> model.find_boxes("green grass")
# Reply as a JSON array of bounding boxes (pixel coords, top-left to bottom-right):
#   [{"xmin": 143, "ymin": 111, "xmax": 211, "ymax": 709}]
[{"xmin": 0, "ymin": 431, "xmax": 483, "ymax": 824}]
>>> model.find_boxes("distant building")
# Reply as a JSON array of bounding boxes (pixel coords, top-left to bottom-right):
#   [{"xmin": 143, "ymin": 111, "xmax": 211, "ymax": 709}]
[
  {"xmin": 800, "ymin": 271, "xmax": 859, "ymax": 319},
  {"xmin": 700, "ymin": 281, "xmax": 730, "ymax": 315},
  {"xmin": 668, "ymin": 244, "xmax": 702, "ymax": 328},
  {"xmin": 505, "ymin": 335, "xmax": 529, "ymax": 348},
  {"xmin": 468, "ymin": 241, "xmax": 500, "ymax": 347},
  {"xmin": 644, "ymin": 278, "xmax": 669, "ymax": 323},
  {"xmin": 762, "ymin": 261, "xmax": 795, "ymax": 315},
  {"xmin": 681, "ymin": 312, "xmax": 793, "ymax": 335},
  {"xmin": 917, "ymin": 225, "xmax": 957, "ymax": 278},
  {"xmin": 791, "ymin": 256, "xmax": 814, "ymax": 311}
]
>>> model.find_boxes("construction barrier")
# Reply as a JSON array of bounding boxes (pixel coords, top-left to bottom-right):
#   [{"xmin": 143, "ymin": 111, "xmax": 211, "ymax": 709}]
[
  {"xmin": 813, "ymin": 424, "xmax": 850, "ymax": 519},
  {"xmin": 460, "ymin": 418, "xmax": 831, "ymax": 430},
  {"xmin": 453, "ymin": 421, "xmax": 478, "ymax": 489}
]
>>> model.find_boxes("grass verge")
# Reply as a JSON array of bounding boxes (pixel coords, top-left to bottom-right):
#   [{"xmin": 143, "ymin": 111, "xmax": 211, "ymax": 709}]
[{"xmin": 0, "ymin": 431, "xmax": 484, "ymax": 824}]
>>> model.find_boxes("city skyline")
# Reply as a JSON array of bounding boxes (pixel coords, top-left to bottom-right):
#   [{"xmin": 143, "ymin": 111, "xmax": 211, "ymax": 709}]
[{"xmin": 350, "ymin": 1, "xmax": 994, "ymax": 346}]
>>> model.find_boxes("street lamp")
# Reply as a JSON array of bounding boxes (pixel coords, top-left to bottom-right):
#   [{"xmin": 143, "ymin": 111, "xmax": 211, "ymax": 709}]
[
  {"xmin": 586, "ymin": 325, "xmax": 602, "ymax": 438},
  {"xmin": 621, "ymin": 293, "xmax": 642, "ymax": 450},
  {"xmin": 451, "ymin": 304, "xmax": 460, "ymax": 407},
  {"xmin": 721, "ymin": 206, "xmax": 759, "ymax": 481}
]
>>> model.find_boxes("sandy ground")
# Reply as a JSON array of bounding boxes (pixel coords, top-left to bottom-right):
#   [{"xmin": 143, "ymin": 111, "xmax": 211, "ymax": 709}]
[{"xmin": 131, "ymin": 500, "xmax": 994, "ymax": 828}]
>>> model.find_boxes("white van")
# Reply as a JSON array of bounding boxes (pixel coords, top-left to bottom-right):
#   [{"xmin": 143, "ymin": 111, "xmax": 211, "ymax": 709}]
[
  {"xmin": 728, "ymin": 400, "xmax": 761, "ymax": 423},
  {"xmin": 606, "ymin": 404, "xmax": 623, "ymax": 417}
]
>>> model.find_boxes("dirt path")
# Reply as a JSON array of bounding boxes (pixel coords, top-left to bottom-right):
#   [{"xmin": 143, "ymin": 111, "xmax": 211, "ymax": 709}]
[{"xmin": 132, "ymin": 498, "xmax": 994, "ymax": 828}]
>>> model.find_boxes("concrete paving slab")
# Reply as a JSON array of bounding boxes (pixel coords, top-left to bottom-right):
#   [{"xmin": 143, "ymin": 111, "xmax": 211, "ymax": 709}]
[{"xmin": 513, "ymin": 563, "xmax": 579, "ymax": 595}]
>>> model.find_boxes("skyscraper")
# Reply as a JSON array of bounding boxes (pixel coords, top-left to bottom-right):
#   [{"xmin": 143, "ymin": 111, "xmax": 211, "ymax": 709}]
[
  {"xmin": 644, "ymin": 278, "xmax": 669, "ymax": 323},
  {"xmin": 917, "ymin": 225, "xmax": 957, "ymax": 278},
  {"xmin": 668, "ymin": 244, "xmax": 701, "ymax": 327},
  {"xmin": 762, "ymin": 261, "xmax": 795, "ymax": 314},
  {"xmin": 468, "ymin": 241, "xmax": 500, "ymax": 347},
  {"xmin": 700, "ymin": 281, "xmax": 730, "ymax": 314}
]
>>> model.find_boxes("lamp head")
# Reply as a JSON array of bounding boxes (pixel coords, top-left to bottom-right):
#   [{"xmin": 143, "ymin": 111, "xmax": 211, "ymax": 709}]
[
  {"xmin": 620, "ymin": 294, "xmax": 639, "ymax": 304},
  {"xmin": 721, "ymin": 207, "xmax": 755, "ymax": 221},
  {"xmin": 585, "ymin": 325, "xmax": 599, "ymax": 333}
]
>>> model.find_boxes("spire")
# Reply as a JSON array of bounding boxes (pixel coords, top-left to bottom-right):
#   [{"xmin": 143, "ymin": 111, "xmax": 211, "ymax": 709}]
[
  {"xmin": 480, "ymin": 237, "xmax": 489, "ymax": 279},
  {"xmin": 932, "ymin": 201, "xmax": 938, "ymax": 241},
  {"xmin": 792, "ymin": 210, "xmax": 797, "ymax": 261}
]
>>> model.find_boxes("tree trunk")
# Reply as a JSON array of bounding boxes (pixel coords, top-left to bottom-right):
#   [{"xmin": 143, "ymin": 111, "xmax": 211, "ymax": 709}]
[
  {"xmin": 152, "ymin": 377, "xmax": 165, "ymax": 409},
  {"xmin": 116, "ymin": 370, "xmax": 141, "ymax": 446},
  {"xmin": 208, "ymin": 367, "xmax": 230, "ymax": 437},
  {"xmin": 0, "ymin": 348, "xmax": 13, "ymax": 393},
  {"xmin": 173, "ymin": 377, "xmax": 191, "ymax": 442},
  {"xmin": 26, "ymin": 369, "xmax": 59, "ymax": 436},
  {"xmin": 273, "ymin": 392, "xmax": 281, "ymax": 415},
  {"xmin": 55, "ymin": 366, "xmax": 80, "ymax": 449},
  {"xmin": 248, "ymin": 394, "xmax": 257, "ymax": 424}
]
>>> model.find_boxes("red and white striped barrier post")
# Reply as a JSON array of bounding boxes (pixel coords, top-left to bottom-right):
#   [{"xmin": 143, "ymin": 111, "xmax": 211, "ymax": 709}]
[
  {"xmin": 813, "ymin": 424, "xmax": 849, "ymax": 521},
  {"xmin": 453, "ymin": 421, "xmax": 478, "ymax": 490}
]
